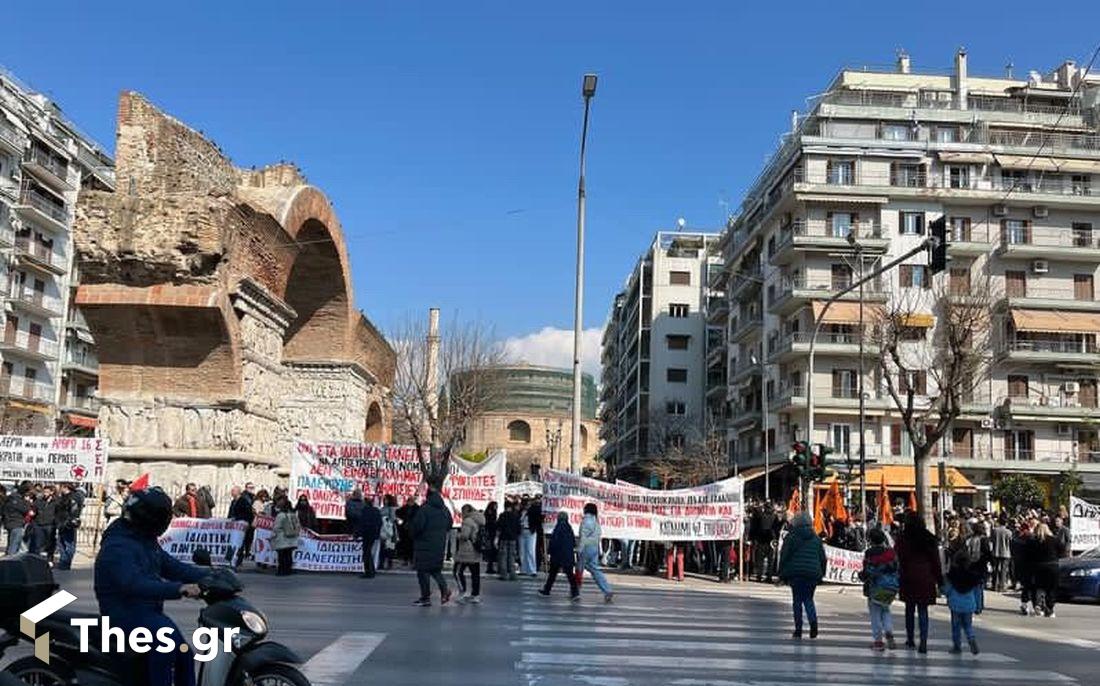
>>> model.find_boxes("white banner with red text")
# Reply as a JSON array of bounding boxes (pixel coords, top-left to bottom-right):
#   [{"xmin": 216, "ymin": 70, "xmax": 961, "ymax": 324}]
[
  {"xmin": 776, "ymin": 531, "xmax": 862, "ymax": 585},
  {"xmin": 1070, "ymin": 495, "xmax": 1100, "ymax": 552},
  {"xmin": 159, "ymin": 517, "xmax": 248, "ymax": 566},
  {"xmin": 289, "ymin": 440, "xmax": 505, "ymax": 524},
  {"xmin": 0, "ymin": 435, "xmax": 108, "ymax": 484},
  {"xmin": 251, "ymin": 514, "xmax": 363, "ymax": 573},
  {"xmin": 541, "ymin": 469, "xmax": 743, "ymax": 541}
]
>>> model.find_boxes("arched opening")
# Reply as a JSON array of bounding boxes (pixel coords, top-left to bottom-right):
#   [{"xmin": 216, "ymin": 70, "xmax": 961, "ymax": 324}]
[
  {"xmin": 365, "ymin": 402, "xmax": 384, "ymax": 442},
  {"xmin": 580, "ymin": 425, "xmax": 589, "ymax": 451},
  {"xmin": 283, "ymin": 218, "xmax": 349, "ymax": 360},
  {"xmin": 507, "ymin": 419, "xmax": 531, "ymax": 443}
]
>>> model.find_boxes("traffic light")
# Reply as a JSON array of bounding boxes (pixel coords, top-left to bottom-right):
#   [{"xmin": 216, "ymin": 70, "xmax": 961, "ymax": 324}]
[
  {"xmin": 928, "ymin": 215, "xmax": 948, "ymax": 275},
  {"xmin": 789, "ymin": 441, "xmax": 809, "ymax": 477},
  {"xmin": 809, "ymin": 443, "xmax": 834, "ymax": 482}
]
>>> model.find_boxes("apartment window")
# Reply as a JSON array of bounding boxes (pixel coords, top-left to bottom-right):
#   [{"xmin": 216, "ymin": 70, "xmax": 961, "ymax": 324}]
[
  {"xmin": 1075, "ymin": 274, "xmax": 1095, "ymax": 301},
  {"xmin": 1073, "ymin": 223, "xmax": 1094, "ymax": 248},
  {"xmin": 893, "ymin": 163, "xmax": 924, "ymax": 187},
  {"xmin": 900, "ymin": 211, "xmax": 925, "ymax": 235},
  {"xmin": 952, "ymin": 428, "xmax": 973, "ymax": 458},
  {"xmin": 666, "ymin": 400, "xmax": 686, "ymax": 415},
  {"xmin": 949, "ymin": 216, "xmax": 972, "ymax": 242},
  {"xmin": 1071, "ymin": 174, "xmax": 1092, "ymax": 196},
  {"xmin": 666, "ymin": 334, "xmax": 690, "ymax": 350},
  {"xmin": 947, "ymin": 165, "xmax": 970, "ymax": 189},
  {"xmin": 901, "ymin": 326, "xmax": 926, "ymax": 342},
  {"xmin": 949, "ymin": 267, "xmax": 971, "ymax": 295},
  {"xmin": 899, "ymin": 369, "xmax": 927, "ymax": 395},
  {"xmin": 830, "ymin": 264, "xmax": 852, "ymax": 290},
  {"xmin": 667, "ymin": 434, "xmax": 686, "ymax": 449},
  {"xmin": 934, "ymin": 126, "xmax": 959, "ymax": 143},
  {"xmin": 1008, "ymin": 374, "xmax": 1029, "ymax": 400},
  {"xmin": 669, "ymin": 303, "xmax": 689, "ymax": 318},
  {"xmin": 828, "ymin": 212, "xmax": 854, "ymax": 238},
  {"xmin": 1003, "ymin": 169, "xmax": 1030, "ymax": 191},
  {"xmin": 827, "ymin": 159, "xmax": 855, "ymax": 185},
  {"xmin": 881, "ymin": 123, "xmax": 912, "ymax": 142},
  {"xmin": 1005, "ymin": 430, "xmax": 1034, "ymax": 461},
  {"xmin": 899, "ymin": 264, "xmax": 930, "ymax": 289},
  {"xmin": 831, "ymin": 424, "xmax": 852, "ymax": 456},
  {"xmin": 667, "ymin": 368, "xmax": 688, "ymax": 383},
  {"xmin": 1005, "ymin": 270, "xmax": 1027, "ymax": 298},
  {"xmin": 1003, "ymin": 219, "xmax": 1030, "ymax": 244},
  {"xmin": 507, "ymin": 420, "xmax": 531, "ymax": 443},
  {"xmin": 831, "ymin": 369, "xmax": 858, "ymax": 398},
  {"xmin": 669, "ymin": 270, "xmax": 691, "ymax": 286}
]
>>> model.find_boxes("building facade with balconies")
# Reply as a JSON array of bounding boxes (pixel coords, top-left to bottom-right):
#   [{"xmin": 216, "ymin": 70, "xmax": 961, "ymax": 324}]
[
  {"xmin": 0, "ymin": 66, "xmax": 112, "ymax": 435},
  {"xmin": 598, "ymin": 231, "xmax": 722, "ymax": 477},
  {"xmin": 715, "ymin": 49, "xmax": 1100, "ymax": 496}
]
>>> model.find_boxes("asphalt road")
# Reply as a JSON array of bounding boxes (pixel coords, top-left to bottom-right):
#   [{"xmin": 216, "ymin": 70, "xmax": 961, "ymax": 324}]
[{"xmin": 12, "ymin": 566, "xmax": 1099, "ymax": 685}]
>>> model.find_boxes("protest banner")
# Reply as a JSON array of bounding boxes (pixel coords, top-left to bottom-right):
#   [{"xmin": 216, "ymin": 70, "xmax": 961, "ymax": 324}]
[
  {"xmin": 158, "ymin": 517, "xmax": 247, "ymax": 566},
  {"xmin": 252, "ymin": 515, "xmax": 363, "ymax": 573},
  {"xmin": 822, "ymin": 543, "xmax": 863, "ymax": 585},
  {"xmin": 505, "ymin": 481, "xmax": 543, "ymax": 498},
  {"xmin": 0, "ymin": 435, "xmax": 107, "ymax": 484},
  {"xmin": 290, "ymin": 440, "xmax": 505, "ymax": 522},
  {"xmin": 541, "ymin": 469, "xmax": 743, "ymax": 541},
  {"xmin": 1070, "ymin": 495, "xmax": 1100, "ymax": 552}
]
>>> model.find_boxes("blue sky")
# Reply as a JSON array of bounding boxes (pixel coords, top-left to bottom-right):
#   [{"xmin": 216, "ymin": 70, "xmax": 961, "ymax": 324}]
[{"xmin": 4, "ymin": 2, "xmax": 1098, "ymax": 372}]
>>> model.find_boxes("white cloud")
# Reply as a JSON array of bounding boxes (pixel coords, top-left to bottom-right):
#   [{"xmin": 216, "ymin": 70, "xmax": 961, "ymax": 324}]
[{"xmin": 501, "ymin": 326, "xmax": 603, "ymax": 379}]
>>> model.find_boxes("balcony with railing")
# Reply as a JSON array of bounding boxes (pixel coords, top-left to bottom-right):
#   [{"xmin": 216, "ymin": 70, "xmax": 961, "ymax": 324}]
[
  {"xmin": 730, "ymin": 312, "xmax": 763, "ymax": 342},
  {"xmin": 999, "ymin": 337, "xmax": 1100, "ymax": 364},
  {"xmin": 821, "ymin": 89, "xmax": 1085, "ymax": 125},
  {"xmin": 7, "ymin": 286, "xmax": 63, "ymax": 317},
  {"xmin": 1001, "ymin": 284, "xmax": 1100, "ymax": 312},
  {"xmin": 769, "ymin": 381, "xmax": 889, "ymax": 412},
  {"xmin": 61, "ymin": 393, "xmax": 100, "ymax": 415},
  {"xmin": 22, "ymin": 145, "xmax": 73, "ymax": 191},
  {"xmin": 991, "ymin": 175, "xmax": 1095, "ymax": 199},
  {"xmin": 729, "ymin": 355, "xmax": 761, "ymax": 385},
  {"xmin": 987, "ymin": 129, "xmax": 1100, "ymax": 156},
  {"xmin": 706, "ymin": 295, "xmax": 730, "ymax": 324},
  {"xmin": 997, "ymin": 224, "xmax": 1100, "ymax": 260},
  {"xmin": 63, "ymin": 347, "xmax": 100, "ymax": 375},
  {"xmin": 769, "ymin": 274, "xmax": 887, "ymax": 315},
  {"xmin": 1000, "ymin": 392, "xmax": 1100, "ymax": 421},
  {"xmin": 770, "ymin": 217, "xmax": 888, "ymax": 266},
  {"xmin": 728, "ymin": 398, "xmax": 762, "ymax": 427},
  {"xmin": 12, "ymin": 187, "xmax": 69, "ymax": 232},
  {"xmin": 945, "ymin": 220, "xmax": 996, "ymax": 256},
  {"xmin": 0, "ymin": 329, "xmax": 59, "ymax": 360},
  {"xmin": 0, "ymin": 120, "xmax": 26, "ymax": 156},
  {"xmin": 13, "ymin": 238, "xmax": 67, "ymax": 274},
  {"xmin": 728, "ymin": 263, "xmax": 763, "ymax": 302},
  {"xmin": 0, "ymin": 375, "xmax": 54, "ymax": 404},
  {"xmin": 768, "ymin": 330, "xmax": 874, "ymax": 363}
]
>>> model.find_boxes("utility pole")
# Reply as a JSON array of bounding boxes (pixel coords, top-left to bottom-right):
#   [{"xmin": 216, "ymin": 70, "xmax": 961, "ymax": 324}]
[
  {"xmin": 570, "ymin": 74, "xmax": 597, "ymax": 474},
  {"xmin": 426, "ymin": 307, "xmax": 440, "ymax": 450}
]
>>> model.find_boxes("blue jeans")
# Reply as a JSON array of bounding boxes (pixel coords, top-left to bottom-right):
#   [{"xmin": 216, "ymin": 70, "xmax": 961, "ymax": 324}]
[
  {"xmin": 974, "ymin": 583, "xmax": 984, "ymax": 614},
  {"xmin": 619, "ymin": 539, "xmax": 635, "ymax": 568},
  {"xmin": 789, "ymin": 579, "xmax": 818, "ymax": 632},
  {"xmin": 868, "ymin": 600, "xmax": 893, "ymax": 641},
  {"xmin": 4, "ymin": 526, "xmax": 23, "ymax": 556},
  {"xmin": 57, "ymin": 527, "xmax": 77, "ymax": 570},
  {"xmin": 581, "ymin": 546, "xmax": 612, "ymax": 595},
  {"xmin": 950, "ymin": 610, "xmax": 975, "ymax": 646},
  {"xmin": 519, "ymin": 531, "xmax": 537, "ymax": 575},
  {"xmin": 904, "ymin": 602, "xmax": 929, "ymax": 644}
]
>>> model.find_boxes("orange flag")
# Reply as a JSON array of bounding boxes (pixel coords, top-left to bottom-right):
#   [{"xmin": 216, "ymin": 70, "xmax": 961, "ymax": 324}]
[
  {"xmin": 877, "ymin": 472, "xmax": 894, "ymax": 526},
  {"xmin": 828, "ymin": 480, "xmax": 849, "ymax": 523},
  {"xmin": 908, "ymin": 491, "xmax": 918, "ymax": 512},
  {"xmin": 813, "ymin": 492, "xmax": 826, "ymax": 535},
  {"xmin": 786, "ymin": 487, "xmax": 802, "ymax": 516}
]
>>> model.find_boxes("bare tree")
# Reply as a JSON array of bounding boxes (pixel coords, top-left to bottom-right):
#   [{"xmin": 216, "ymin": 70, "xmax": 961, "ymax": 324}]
[
  {"xmin": 389, "ymin": 314, "xmax": 506, "ymax": 490},
  {"xmin": 638, "ymin": 411, "xmax": 729, "ymax": 488},
  {"xmin": 873, "ymin": 274, "xmax": 997, "ymax": 524}
]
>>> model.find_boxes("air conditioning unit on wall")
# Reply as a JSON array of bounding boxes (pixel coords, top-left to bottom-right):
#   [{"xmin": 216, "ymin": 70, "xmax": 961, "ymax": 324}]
[
  {"xmin": 992, "ymin": 204, "xmax": 1009, "ymax": 217},
  {"xmin": 1033, "ymin": 205, "xmax": 1049, "ymax": 218},
  {"xmin": 980, "ymin": 417, "xmax": 994, "ymax": 429},
  {"xmin": 1064, "ymin": 381, "xmax": 1080, "ymax": 394},
  {"xmin": 1031, "ymin": 259, "xmax": 1049, "ymax": 274},
  {"xmin": 1057, "ymin": 424, "xmax": 1072, "ymax": 437}
]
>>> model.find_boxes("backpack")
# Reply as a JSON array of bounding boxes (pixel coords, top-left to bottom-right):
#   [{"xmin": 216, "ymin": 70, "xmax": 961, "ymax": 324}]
[{"xmin": 473, "ymin": 523, "xmax": 490, "ymax": 553}]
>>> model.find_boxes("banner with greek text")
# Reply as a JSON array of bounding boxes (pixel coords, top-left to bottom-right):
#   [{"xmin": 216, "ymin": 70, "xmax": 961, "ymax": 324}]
[
  {"xmin": 541, "ymin": 469, "xmax": 743, "ymax": 541},
  {"xmin": 159, "ymin": 517, "xmax": 247, "ymax": 566},
  {"xmin": 251, "ymin": 515, "xmax": 363, "ymax": 573},
  {"xmin": 1070, "ymin": 495, "xmax": 1100, "ymax": 552},
  {"xmin": 777, "ymin": 531, "xmax": 862, "ymax": 585},
  {"xmin": 290, "ymin": 440, "xmax": 505, "ymax": 522},
  {"xmin": 505, "ymin": 481, "xmax": 544, "ymax": 498},
  {"xmin": 0, "ymin": 435, "xmax": 107, "ymax": 484}
]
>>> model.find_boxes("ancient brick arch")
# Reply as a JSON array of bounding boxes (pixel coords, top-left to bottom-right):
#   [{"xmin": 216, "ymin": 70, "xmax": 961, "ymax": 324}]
[{"xmin": 74, "ymin": 92, "xmax": 394, "ymax": 489}]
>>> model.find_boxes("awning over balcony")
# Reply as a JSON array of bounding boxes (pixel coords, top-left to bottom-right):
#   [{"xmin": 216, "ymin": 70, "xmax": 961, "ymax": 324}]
[
  {"xmin": 1011, "ymin": 309, "xmax": 1100, "ymax": 334},
  {"xmin": 938, "ymin": 151, "xmax": 995, "ymax": 164},
  {"xmin": 796, "ymin": 193, "xmax": 889, "ymax": 205},
  {"xmin": 822, "ymin": 465, "xmax": 976, "ymax": 493},
  {"xmin": 812, "ymin": 301, "xmax": 884, "ymax": 324},
  {"xmin": 900, "ymin": 313, "xmax": 935, "ymax": 328},
  {"xmin": 63, "ymin": 413, "xmax": 97, "ymax": 429},
  {"xmin": 2, "ymin": 108, "xmax": 28, "ymax": 133},
  {"xmin": 994, "ymin": 154, "xmax": 1100, "ymax": 174}
]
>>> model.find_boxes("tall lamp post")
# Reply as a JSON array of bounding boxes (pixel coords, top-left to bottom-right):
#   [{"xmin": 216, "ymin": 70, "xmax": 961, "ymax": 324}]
[
  {"xmin": 570, "ymin": 73, "xmax": 597, "ymax": 474},
  {"xmin": 545, "ymin": 418, "xmax": 564, "ymax": 473}
]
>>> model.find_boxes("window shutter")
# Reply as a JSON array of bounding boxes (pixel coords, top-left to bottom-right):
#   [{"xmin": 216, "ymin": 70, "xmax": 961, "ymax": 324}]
[
  {"xmin": 890, "ymin": 425, "xmax": 902, "ymax": 455},
  {"xmin": 826, "ymin": 211, "xmax": 833, "ymax": 236},
  {"xmin": 899, "ymin": 369, "xmax": 909, "ymax": 394},
  {"xmin": 1005, "ymin": 431, "xmax": 1015, "ymax": 458},
  {"xmin": 1024, "ymin": 219, "xmax": 1032, "ymax": 243},
  {"xmin": 917, "ymin": 213, "xmax": 925, "ymax": 235},
  {"xmin": 917, "ymin": 371, "xmax": 927, "ymax": 395},
  {"xmin": 926, "ymin": 425, "xmax": 939, "ymax": 456}
]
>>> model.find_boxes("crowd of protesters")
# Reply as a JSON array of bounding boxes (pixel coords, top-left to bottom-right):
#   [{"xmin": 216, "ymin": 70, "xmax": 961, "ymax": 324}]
[{"xmin": 0, "ymin": 480, "xmax": 86, "ymax": 568}]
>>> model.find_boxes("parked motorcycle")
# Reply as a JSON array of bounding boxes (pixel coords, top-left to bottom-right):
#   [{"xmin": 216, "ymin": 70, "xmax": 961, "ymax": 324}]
[{"xmin": 1, "ymin": 554, "xmax": 309, "ymax": 686}]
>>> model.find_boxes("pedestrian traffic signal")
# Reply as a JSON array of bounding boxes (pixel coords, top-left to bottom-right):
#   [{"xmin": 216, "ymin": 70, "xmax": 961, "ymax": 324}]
[{"xmin": 928, "ymin": 215, "xmax": 948, "ymax": 275}]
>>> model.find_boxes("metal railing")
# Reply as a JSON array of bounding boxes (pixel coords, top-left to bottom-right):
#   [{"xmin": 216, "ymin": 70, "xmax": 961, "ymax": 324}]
[
  {"xmin": 0, "ymin": 120, "xmax": 26, "ymax": 151},
  {"xmin": 991, "ymin": 176, "xmax": 1094, "ymax": 197},
  {"xmin": 26, "ymin": 145, "xmax": 70, "ymax": 183},
  {"xmin": 824, "ymin": 90, "xmax": 1082, "ymax": 118},
  {"xmin": 18, "ymin": 187, "xmax": 69, "ymax": 224},
  {"xmin": 775, "ymin": 218, "xmax": 884, "ymax": 251},
  {"xmin": 1003, "ymin": 285, "xmax": 1100, "ymax": 302},
  {"xmin": 988, "ymin": 129, "xmax": 1100, "ymax": 153},
  {"xmin": 0, "ymin": 329, "xmax": 59, "ymax": 357},
  {"xmin": 1000, "ymin": 225, "xmax": 1100, "ymax": 249},
  {"xmin": 779, "ymin": 275, "xmax": 885, "ymax": 295},
  {"xmin": 65, "ymin": 348, "xmax": 100, "ymax": 370},
  {"xmin": 1002, "ymin": 339, "xmax": 1098, "ymax": 355},
  {"xmin": 14, "ymin": 238, "xmax": 65, "ymax": 268},
  {"xmin": 0, "ymin": 374, "xmax": 54, "ymax": 402},
  {"xmin": 9, "ymin": 286, "xmax": 63, "ymax": 313},
  {"xmin": 64, "ymin": 394, "xmax": 100, "ymax": 411}
]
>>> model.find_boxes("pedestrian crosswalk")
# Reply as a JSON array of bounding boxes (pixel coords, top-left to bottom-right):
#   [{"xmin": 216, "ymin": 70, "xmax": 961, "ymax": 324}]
[{"xmin": 514, "ymin": 583, "xmax": 1078, "ymax": 685}]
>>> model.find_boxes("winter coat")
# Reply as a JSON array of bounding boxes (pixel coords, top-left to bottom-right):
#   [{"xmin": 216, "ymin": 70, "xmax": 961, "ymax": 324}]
[
  {"xmin": 455, "ymin": 510, "xmax": 486, "ymax": 564},
  {"xmin": 271, "ymin": 511, "xmax": 301, "ymax": 551},
  {"xmin": 945, "ymin": 544, "xmax": 983, "ymax": 593},
  {"xmin": 2, "ymin": 495, "xmax": 30, "ymax": 530},
  {"xmin": 345, "ymin": 497, "xmax": 366, "ymax": 532},
  {"xmin": 94, "ymin": 519, "xmax": 207, "ymax": 632},
  {"xmin": 579, "ymin": 514, "xmax": 602, "ymax": 552},
  {"xmin": 295, "ymin": 503, "xmax": 317, "ymax": 532},
  {"xmin": 497, "ymin": 510, "xmax": 522, "ymax": 541},
  {"xmin": 943, "ymin": 579, "xmax": 977, "ymax": 614},
  {"xmin": 55, "ymin": 492, "xmax": 84, "ymax": 532},
  {"xmin": 33, "ymin": 496, "xmax": 57, "ymax": 526},
  {"xmin": 860, "ymin": 545, "xmax": 899, "ymax": 606},
  {"xmin": 357, "ymin": 502, "xmax": 383, "ymax": 541},
  {"xmin": 896, "ymin": 528, "xmax": 942, "ymax": 606},
  {"xmin": 229, "ymin": 493, "xmax": 255, "ymax": 523},
  {"xmin": 410, "ymin": 491, "xmax": 452, "ymax": 570},
  {"xmin": 548, "ymin": 518, "xmax": 577, "ymax": 566},
  {"xmin": 526, "ymin": 502, "xmax": 543, "ymax": 533},
  {"xmin": 173, "ymin": 494, "xmax": 201, "ymax": 518},
  {"xmin": 991, "ymin": 525, "xmax": 1012, "ymax": 559},
  {"xmin": 778, "ymin": 521, "xmax": 827, "ymax": 583}
]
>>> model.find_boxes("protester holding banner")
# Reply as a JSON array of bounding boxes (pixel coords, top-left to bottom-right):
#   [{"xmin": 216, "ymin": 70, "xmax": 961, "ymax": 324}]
[
  {"xmin": 895, "ymin": 511, "xmax": 941, "ymax": 654},
  {"xmin": 578, "ymin": 503, "xmax": 614, "ymax": 603},
  {"xmin": 778, "ymin": 512, "xmax": 826, "ymax": 639},
  {"xmin": 411, "ymin": 489, "xmax": 453, "ymax": 607},
  {"xmin": 357, "ymin": 497, "xmax": 383, "ymax": 579}
]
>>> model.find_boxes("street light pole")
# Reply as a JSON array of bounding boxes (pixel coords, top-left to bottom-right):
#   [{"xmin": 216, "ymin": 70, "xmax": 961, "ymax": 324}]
[
  {"xmin": 571, "ymin": 74, "xmax": 597, "ymax": 474},
  {"xmin": 856, "ymin": 245, "xmax": 868, "ymax": 525}
]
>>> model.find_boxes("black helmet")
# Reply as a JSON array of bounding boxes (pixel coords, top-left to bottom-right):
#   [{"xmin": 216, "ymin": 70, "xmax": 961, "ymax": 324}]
[{"xmin": 124, "ymin": 486, "xmax": 174, "ymax": 537}]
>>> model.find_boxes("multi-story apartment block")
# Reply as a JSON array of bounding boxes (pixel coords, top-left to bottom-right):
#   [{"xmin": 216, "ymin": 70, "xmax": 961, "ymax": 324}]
[
  {"xmin": 599, "ymin": 231, "xmax": 722, "ymax": 477},
  {"xmin": 0, "ymin": 66, "xmax": 112, "ymax": 436},
  {"xmin": 712, "ymin": 49, "xmax": 1100, "ymax": 500}
]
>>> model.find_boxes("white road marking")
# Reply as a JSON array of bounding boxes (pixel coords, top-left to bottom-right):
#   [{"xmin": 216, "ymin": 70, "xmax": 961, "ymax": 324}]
[
  {"xmin": 520, "ymin": 622, "xmax": 958, "ymax": 647},
  {"xmin": 516, "ymin": 652, "xmax": 1075, "ymax": 683},
  {"xmin": 521, "ymin": 612, "xmax": 870, "ymax": 628},
  {"xmin": 301, "ymin": 632, "xmax": 386, "ymax": 686}
]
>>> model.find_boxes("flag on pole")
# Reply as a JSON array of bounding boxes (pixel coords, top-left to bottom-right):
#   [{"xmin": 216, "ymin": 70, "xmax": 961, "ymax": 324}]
[
  {"xmin": 813, "ymin": 487, "xmax": 826, "ymax": 535},
  {"xmin": 877, "ymin": 471, "xmax": 894, "ymax": 526},
  {"xmin": 828, "ymin": 480, "xmax": 848, "ymax": 523},
  {"xmin": 908, "ymin": 490, "xmax": 918, "ymax": 513}
]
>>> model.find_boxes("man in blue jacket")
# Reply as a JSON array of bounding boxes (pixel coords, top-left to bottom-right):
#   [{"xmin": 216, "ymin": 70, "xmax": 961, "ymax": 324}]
[{"xmin": 95, "ymin": 486, "xmax": 207, "ymax": 686}]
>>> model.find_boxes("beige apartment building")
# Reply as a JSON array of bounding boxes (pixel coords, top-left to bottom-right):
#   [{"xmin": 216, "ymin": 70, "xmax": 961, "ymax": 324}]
[{"xmin": 711, "ymin": 49, "xmax": 1100, "ymax": 500}]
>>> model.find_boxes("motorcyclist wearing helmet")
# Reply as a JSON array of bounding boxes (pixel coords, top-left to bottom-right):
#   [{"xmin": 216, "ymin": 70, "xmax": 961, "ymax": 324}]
[{"xmin": 94, "ymin": 486, "xmax": 208, "ymax": 686}]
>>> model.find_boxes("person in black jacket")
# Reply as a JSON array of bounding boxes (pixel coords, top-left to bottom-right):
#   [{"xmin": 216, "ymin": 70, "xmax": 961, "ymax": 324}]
[
  {"xmin": 1028, "ymin": 522, "xmax": 1061, "ymax": 618},
  {"xmin": 411, "ymin": 490, "xmax": 453, "ymax": 606},
  {"xmin": 496, "ymin": 500, "xmax": 522, "ymax": 581},
  {"xmin": 529, "ymin": 497, "xmax": 545, "ymax": 571},
  {"xmin": 483, "ymin": 500, "xmax": 499, "ymax": 574},
  {"xmin": 3, "ymin": 484, "xmax": 31, "ymax": 556},
  {"xmin": 29, "ymin": 484, "xmax": 58, "ymax": 561},
  {"xmin": 539, "ymin": 511, "xmax": 579, "ymax": 600},
  {"xmin": 357, "ymin": 496, "xmax": 383, "ymax": 579},
  {"xmin": 228, "ymin": 484, "xmax": 255, "ymax": 567},
  {"xmin": 55, "ymin": 483, "xmax": 85, "ymax": 570}
]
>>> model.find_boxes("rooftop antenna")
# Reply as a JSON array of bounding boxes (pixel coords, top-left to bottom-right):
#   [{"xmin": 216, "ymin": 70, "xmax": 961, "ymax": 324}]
[
  {"xmin": 1005, "ymin": 61, "xmax": 1015, "ymax": 79},
  {"xmin": 676, "ymin": 217, "xmax": 686, "ymax": 232}
]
